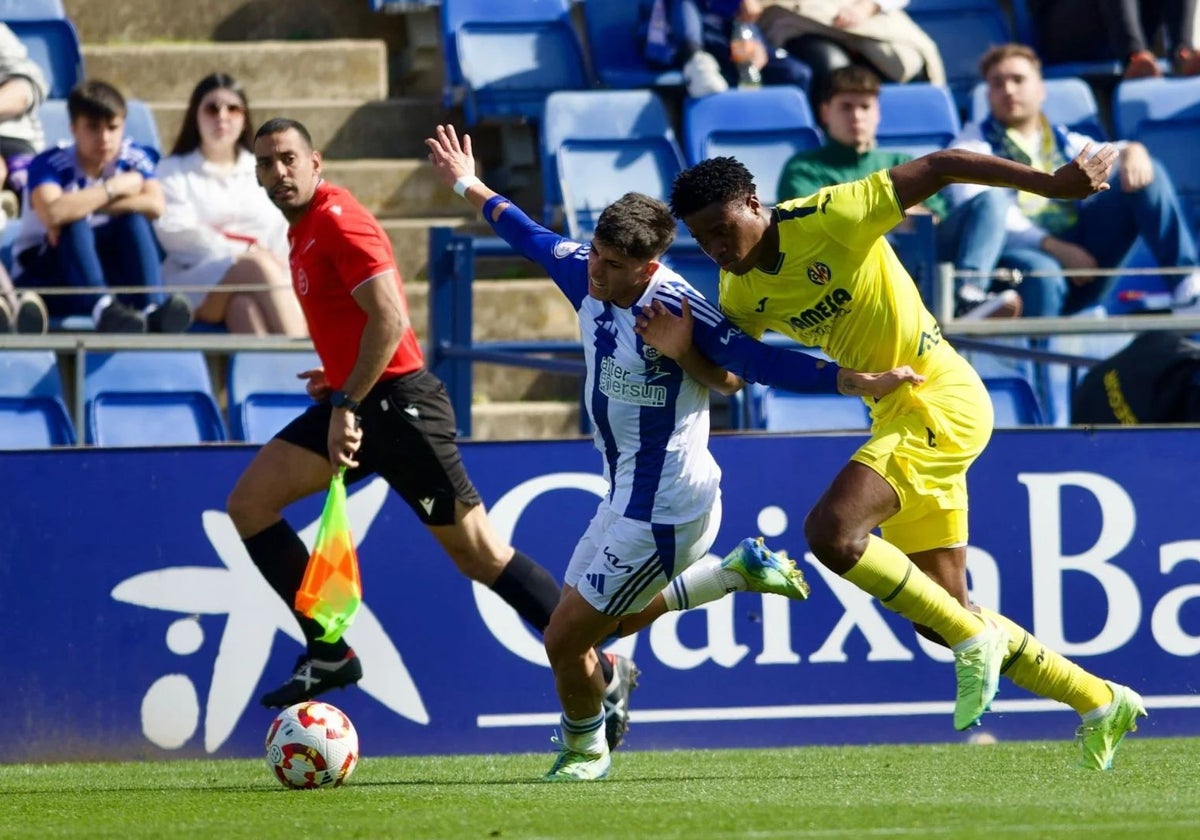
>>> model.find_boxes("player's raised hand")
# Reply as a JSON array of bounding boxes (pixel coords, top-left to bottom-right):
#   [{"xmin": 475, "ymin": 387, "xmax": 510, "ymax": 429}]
[
  {"xmin": 635, "ymin": 298, "xmax": 695, "ymax": 360},
  {"xmin": 1047, "ymin": 143, "xmax": 1117, "ymax": 199},
  {"xmin": 425, "ymin": 124, "xmax": 476, "ymax": 188}
]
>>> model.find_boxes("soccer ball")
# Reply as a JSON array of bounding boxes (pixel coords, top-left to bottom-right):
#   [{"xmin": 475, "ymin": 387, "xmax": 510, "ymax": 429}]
[{"xmin": 265, "ymin": 701, "xmax": 360, "ymax": 789}]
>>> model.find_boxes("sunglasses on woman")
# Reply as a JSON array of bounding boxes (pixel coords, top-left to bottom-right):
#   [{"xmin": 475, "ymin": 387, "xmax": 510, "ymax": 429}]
[{"xmin": 202, "ymin": 101, "xmax": 245, "ymax": 117}]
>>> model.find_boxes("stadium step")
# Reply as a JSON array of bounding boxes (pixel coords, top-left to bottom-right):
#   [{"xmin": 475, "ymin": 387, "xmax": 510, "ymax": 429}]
[
  {"xmin": 318, "ymin": 160, "xmax": 464, "ymax": 220},
  {"xmin": 83, "ymin": 41, "xmax": 388, "ymax": 103},
  {"xmin": 470, "ymin": 400, "xmax": 580, "ymax": 442},
  {"xmin": 148, "ymin": 97, "xmax": 446, "ymax": 160}
]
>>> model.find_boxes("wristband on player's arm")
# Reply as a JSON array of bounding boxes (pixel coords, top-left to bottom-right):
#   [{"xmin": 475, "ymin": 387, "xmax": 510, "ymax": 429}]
[{"xmin": 453, "ymin": 175, "xmax": 482, "ymax": 197}]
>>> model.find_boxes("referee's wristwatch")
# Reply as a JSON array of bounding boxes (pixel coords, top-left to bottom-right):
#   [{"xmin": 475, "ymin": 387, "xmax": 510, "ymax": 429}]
[{"xmin": 330, "ymin": 390, "xmax": 361, "ymax": 412}]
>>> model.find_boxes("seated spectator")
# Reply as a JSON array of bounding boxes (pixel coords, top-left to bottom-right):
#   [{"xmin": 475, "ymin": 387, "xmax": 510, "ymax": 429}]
[
  {"xmin": 11, "ymin": 80, "xmax": 191, "ymax": 333},
  {"xmin": 1072, "ymin": 331, "xmax": 1200, "ymax": 424},
  {"xmin": 1028, "ymin": 0, "xmax": 1200, "ymax": 79},
  {"xmin": 757, "ymin": 0, "xmax": 945, "ymax": 108},
  {"xmin": 945, "ymin": 44, "xmax": 1200, "ymax": 317},
  {"xmin": 642, "ymin": 0, "xmax": 812, "ymax": 98},
  {"xmin": 155, "ymin": 73, "xmax": 306, "ymax": 336},
  {"xmin": 777, "ymin": 66, "xmax": 1021, "ymax": 319},
  {"xmin": 0, "ymin": 23, "xmax": 48, "ymax": 221}
]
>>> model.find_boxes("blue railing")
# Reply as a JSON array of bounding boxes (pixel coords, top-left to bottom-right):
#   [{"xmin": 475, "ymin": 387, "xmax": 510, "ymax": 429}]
[{"xmin": 426, "ymin": 220, "xmax": 1199, "ymax": 437}]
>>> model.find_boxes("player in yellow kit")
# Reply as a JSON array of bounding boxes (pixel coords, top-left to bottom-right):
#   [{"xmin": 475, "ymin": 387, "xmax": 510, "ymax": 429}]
[{"xmin": 637, "ymin": 148, "xmax": 1145, "ymax": 770}]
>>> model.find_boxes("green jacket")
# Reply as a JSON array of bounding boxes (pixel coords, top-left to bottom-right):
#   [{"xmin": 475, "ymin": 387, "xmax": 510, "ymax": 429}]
[{"xmin": 775, "ymin": 140, "xmax": 949, "ymax": 220}]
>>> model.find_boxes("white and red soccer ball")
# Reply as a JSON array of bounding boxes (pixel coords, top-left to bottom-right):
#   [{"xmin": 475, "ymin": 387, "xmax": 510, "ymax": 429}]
[{"xmin": 265, "ymin": 701, "xmax": 359, "ymax": 789}]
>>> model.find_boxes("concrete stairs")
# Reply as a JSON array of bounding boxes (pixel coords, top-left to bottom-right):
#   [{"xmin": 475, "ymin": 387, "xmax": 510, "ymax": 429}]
[{"xmin": 61, "ymin": 0, "xmax": 582, "ymax": 440}]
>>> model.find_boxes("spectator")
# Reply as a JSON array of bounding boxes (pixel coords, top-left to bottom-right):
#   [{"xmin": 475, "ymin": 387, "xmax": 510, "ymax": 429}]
[
  {"xmin": 757, "ymin": 0, "xmax": 945, "ymax": 108},
  {"xmin": 945, "ymin": 44, "xmax": 1200, "ymax": 317},
  {"xmin": 1027, "ymin": 0, "xmax": 1200, "ymax": 79},
  {"xmin": 777, "ymin": 66, "xmax": 1020, "ymax": 319},
  {"xmin": 0, "ymin": 23, "xmax": 48, "ymax": 221},
  {"xmin": 155, "ymin": 74, "xmax": 306, "ymax": 336},
  {"xmin": 11, "ymin": 80, "xmax": 191, "ymax": 333},
  {"xmin": 1073, "ymin": 330, "xmax": 1200, "ymax": 423},
  {"xmin": 641, "ymin": 0, "xmax": 812, "ymax": 98}
]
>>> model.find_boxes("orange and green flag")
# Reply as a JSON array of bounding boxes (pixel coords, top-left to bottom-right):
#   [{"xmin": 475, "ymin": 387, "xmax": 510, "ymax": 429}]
[{"xmin": 294, "ymin": 468, "xmax": 362, "ymax": 643}]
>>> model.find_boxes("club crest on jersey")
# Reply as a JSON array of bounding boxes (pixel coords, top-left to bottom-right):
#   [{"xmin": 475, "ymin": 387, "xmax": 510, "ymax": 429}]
[
  {"xmin": 553, "ymin": 240, "xmax": 582, "ymax": 259},
  {"xmin": 807, "ymin": 261, "xmax": 832, "ymax": 285},
  {"xmin": 642, "ymin": 344, "xmax": 661, "ymax": 361},
  {"xmin": 296, "ymin": 268, "xmax": 309, "ymax": 296}
]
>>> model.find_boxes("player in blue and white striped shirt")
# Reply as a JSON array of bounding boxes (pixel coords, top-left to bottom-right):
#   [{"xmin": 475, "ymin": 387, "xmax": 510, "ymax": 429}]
[{"xmin": 426, "ymin": 125, "xmax": 921, "ymax": 781}]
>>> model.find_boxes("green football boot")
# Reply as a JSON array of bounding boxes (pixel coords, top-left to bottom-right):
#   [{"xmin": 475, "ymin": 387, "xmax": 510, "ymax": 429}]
[
  {"xmin": 1076, "ymin": 682, "xmax": 1147, "ymax": 771},
  {"xmin": 721, "ymin": 537, "xmax": 811, "ymax": 600}
]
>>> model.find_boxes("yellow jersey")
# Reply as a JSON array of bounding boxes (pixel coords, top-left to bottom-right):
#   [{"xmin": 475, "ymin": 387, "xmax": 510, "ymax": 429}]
[{"xmin": 718, "ymin": 170, "xmax": 952, "ymax": 377}]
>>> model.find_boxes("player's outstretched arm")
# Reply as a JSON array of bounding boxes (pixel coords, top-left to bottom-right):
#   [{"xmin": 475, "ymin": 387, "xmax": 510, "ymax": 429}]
[
  {"xmin": 637, "ymin": 299, "xmax": 925, "ymax": 399},
  {"xmin": 890, "ymin": 145, "xmax": 1117, "ymax": 210},
  {"xmin": 838, "ymin": 366, "xmax": 925, "ymax": 399},
  {"xmin": 638, "ymin": 298, "xmax": 744, "ymax": 395},
  {"xmin": 426, "ymin": 123, "xmax": 583, "ymax": 291},
  {"xmin": 425, "ymin": 124, "xmax": 500, "ymax": 213}
]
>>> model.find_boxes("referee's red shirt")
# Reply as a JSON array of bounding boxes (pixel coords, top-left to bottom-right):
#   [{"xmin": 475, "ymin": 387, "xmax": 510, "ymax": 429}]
[{"xmin": 287, "ymin": 180, "xmax": 424, "ymax": 390}]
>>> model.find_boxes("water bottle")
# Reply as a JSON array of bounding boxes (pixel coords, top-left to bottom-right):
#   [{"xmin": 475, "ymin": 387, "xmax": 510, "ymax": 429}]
[{"xmin": 730, "ymin": 22, "xmax": 763, "ymax": 88}]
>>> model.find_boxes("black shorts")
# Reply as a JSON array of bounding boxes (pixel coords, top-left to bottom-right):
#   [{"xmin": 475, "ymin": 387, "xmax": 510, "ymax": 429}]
[{"xmin": 275, "ymin": 368, "xmax": 481, "ymax": 526}]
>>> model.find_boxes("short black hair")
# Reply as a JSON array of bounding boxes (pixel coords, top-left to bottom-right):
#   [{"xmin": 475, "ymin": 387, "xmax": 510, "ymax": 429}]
[
  {"xmin": 593, "ymin": 192, "xmax": 676, "ymax": 260},
  {"xmin": 254, "ymin": 117, "xmax": 313, "ymax": 150},
  {"xmin": 67, "ymin": 79, "xmax": 126, "ymax": 122},
  {"xmin": 669, "ymin": 157, "xmax": 756, "ymax": 220}
]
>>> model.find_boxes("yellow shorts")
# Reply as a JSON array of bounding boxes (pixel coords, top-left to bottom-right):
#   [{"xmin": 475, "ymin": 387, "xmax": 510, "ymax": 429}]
[{"xmin": 851, "ymin": 350, "xmax": 993, "ymax": 554}]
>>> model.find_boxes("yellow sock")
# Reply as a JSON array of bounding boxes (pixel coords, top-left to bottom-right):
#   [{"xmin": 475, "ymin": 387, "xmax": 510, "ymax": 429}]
[
  {"xmin": 977, "ymin": 607, "xmax": 1113, "ymax": 715},
  {"xmin": 842, "ymin": 534, "xmax": 984, "ymax": 647}
]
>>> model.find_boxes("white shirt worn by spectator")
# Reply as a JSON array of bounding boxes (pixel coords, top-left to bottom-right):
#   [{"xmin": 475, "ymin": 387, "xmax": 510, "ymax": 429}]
[
  {"xmin": 154, "ymin": 148, "xmax": 288, "ymax": 305},
  {"xmin": 0, "ymin": 23, "xmax": 47, "ymax": 151},
  {"xmin": 945, "ymin": 122, "xmax": 1126, "ymax": 251}
]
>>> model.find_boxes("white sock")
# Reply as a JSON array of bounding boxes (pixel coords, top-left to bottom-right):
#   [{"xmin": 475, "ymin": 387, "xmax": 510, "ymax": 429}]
[
  {"xmin": 561, "ymin": 711, "xmax": 607, "ymax": 755},
  {"xmin": 91, "ymin": 294, "xmax": 113, "ymax": 322},
  {"xmin": 662, "ymin": 558, "xmax": 745, "ymax": 611}
]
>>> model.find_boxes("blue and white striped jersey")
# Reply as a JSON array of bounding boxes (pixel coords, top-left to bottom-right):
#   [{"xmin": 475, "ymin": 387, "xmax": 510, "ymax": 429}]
[
  {"xmin": 485, "ymin": 197, "xmax": 839, "ymax": 525},
  {"xmin": 563, "ymin": 244, "xmax": 721, "ymax": 524}
]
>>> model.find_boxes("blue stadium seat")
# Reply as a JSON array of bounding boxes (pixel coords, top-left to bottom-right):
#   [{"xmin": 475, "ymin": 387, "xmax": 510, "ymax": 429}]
[
  {"xmin": 227, "ymin": 350, "xmax": 322, "ymax": 443},
  {"xmin": 904, "ymin": 0, "xmax": 1012, "ymax": 111},
  {"xmin": 1114, "ymin": 77, "xmax": 1200, "ymax": 232},
  {"xmin": 760, "ymin": 388, "xmax": 872, "ymax": 432},
  {"xmin": 876, "ymin": 83, "xmax": 960, "ymax": 158},
  {"xmin": 971, "ymin": 77, "xmax": 1108, "ymax": 140},
  {"xmin": 38, "ymin": 98, "xmax": 161, "ymax": 152},
  {"xmin": 543, "ymin": 89, "xmax": 685, "ymax": 238},
  {"xmin": 9, "ymin": 18, "xmax": 83, "ymax": 99},
  {"xmin": 440, "ymin": 0, "xmax": 590, "ymax": 127},
  {"xmin": 0, "ymin": 0, "xmax": 66, "ymax": 19},
  {"xmin": 84, "ymin": 351, "xmax": 225, "ymax": 446},
  {"xmin": 683, "ymin": 87, "xmax": 822, "ymax": 206},
  {"xmin": 582, "ymin": 0, "xmax": 684, "ymax": 90},
  {"xmin": 984, "ymin": 376, "xmax": 1043, "ymax": 426},
  {"xmin": 659, "ymin": 245, "xmax": 720, "ymax": 304},
  {"xmin": 0, "ymin": 350, "xmax": 75, "ymax": 448},
  {"xmin": 124, "ymin": 100, "xmax": 162, "ymax": 154}
]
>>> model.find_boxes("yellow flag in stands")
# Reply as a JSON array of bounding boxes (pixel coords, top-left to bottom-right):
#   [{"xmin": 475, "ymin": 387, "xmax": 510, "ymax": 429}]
[{"xmin": 295, "ymin": 469, "xmax": 362, "ymax": 643}]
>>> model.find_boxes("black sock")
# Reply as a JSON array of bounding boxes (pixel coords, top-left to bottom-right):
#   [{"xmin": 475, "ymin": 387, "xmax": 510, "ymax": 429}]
[
  {"xmin": 490, "ymin": 550, "xmax": 615, "ymax": 686},
  {"xmin": 243, "ymin": 519, "xmax": 348, "ymax": 660},
  {"xmin": 490, "ymin": 549, "xmax": 560, "ymax": 631}
]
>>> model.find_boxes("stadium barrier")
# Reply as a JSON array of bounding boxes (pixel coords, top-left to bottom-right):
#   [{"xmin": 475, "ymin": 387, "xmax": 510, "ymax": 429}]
[{"xmin": 5, "ymin": 428, "xmax": 1199, "ymax": 762}]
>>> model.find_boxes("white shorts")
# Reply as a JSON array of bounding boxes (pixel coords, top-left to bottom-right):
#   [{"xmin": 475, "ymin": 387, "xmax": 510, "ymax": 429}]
[{"xmin": 564, "ymin": 493, "xmax": 722, "ymax": 617}]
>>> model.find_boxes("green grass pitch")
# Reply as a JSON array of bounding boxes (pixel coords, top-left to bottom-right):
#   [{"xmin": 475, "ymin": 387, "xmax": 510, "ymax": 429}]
[{"xmin": 4, "ymin": 738, "xmax": 1200, "ymax": 839}]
